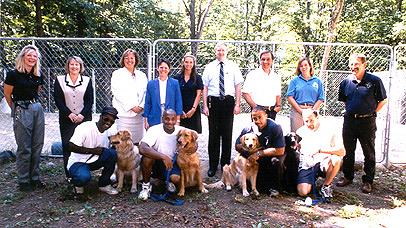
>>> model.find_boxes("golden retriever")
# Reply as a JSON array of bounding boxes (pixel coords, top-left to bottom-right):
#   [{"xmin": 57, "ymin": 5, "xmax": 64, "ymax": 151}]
[
  {"xmin": 176, "ymin": 128, "xmax": 208, "ymax": 196},
  {"xmin": 109, "ymin": 130, "xmax": 141, "ymax": 193},
  {"xmin": 205, "ymin": 133, "xmax": 260, "ymax": 197}
]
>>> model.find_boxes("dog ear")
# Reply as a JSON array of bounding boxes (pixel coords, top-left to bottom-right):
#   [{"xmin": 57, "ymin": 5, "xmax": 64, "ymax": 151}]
[
  {"xmin": 191, "ymin": 130, "xmax": 198, "ymax": 141},
  {"xmin": 240, "ymin": 134, "xmax": 246, "ymax": 144},
  {"xmin": 177, "ymin": 129, "xmax": 184, "ymax": 138}
]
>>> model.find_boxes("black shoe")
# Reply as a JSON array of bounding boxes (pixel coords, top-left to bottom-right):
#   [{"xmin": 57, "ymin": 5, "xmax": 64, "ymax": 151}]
[
  {"xmin": 31, "ymin": 180, "xmax": 46, "ymax": 190},
  {"xmin": 18, "ymin": 183, "xmax": 33, "ymax": 192},
  {"xmin": 207, "ymin": 169, "xmax": 216, "ymax": 177}
]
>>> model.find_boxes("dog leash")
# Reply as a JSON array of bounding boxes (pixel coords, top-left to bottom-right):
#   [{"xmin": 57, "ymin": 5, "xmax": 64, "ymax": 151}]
[{"xmin": 150, "ymin": 153, "xmax": 184, "ymax": 206}]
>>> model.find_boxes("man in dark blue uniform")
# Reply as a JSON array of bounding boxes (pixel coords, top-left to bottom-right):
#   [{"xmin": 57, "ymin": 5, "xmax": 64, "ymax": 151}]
[
  {"xmin": 337, "ymin": 53, "xmax": 387, "ymax": 193},
  {"xmin": 235, "ymin": 106, "xmax": 285, "ymax": 196}
]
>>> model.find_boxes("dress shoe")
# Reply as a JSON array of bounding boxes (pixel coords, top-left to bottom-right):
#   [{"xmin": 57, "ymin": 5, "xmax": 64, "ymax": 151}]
[
  {"xmin": 336, "ymin": 177, "xmax": 352, "ymax": 187},
  {"xmin": 207, "ymin": 169, "xmax": 216, "ymax": 177},
  {"xmin": 31, "ymin": 180, "xmax": 46, "ymax": 189},
  {"xmin": 361, "ymin": 182, "xmax": 372, "ymax": 193},
  {"xmin": 18, "ymin": 183, "xmax": 33, "ymax": 192}
]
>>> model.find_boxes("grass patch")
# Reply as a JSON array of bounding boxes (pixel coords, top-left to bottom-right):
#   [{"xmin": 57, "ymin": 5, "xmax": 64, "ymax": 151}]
[{"xmin": 338, "ymin": 205, "xmax": 367, "ymax": 219}]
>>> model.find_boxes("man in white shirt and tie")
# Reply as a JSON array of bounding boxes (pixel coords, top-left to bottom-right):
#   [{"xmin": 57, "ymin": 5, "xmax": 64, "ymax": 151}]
[{"xmin": 202, "ymin": 42, "xmax": 244, "ymax": 177}]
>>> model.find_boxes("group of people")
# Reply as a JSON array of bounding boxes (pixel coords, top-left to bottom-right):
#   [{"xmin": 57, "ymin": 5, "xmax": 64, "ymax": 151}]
[{"xmin": 3, "ymin": 43, "xmax": 386, "ymax": 201}]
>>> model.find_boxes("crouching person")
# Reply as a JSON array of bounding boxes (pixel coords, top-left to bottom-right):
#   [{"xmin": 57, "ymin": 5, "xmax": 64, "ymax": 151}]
[
  {"xmin": 296, "ymin": 109, "xmax": 345, "ymax": 201},
  {"xmin": 67, "ymin": 107, "xmax": 119, "ymax": 195},
  {"xmin": 138, "ymin": 109, "xmax": 183, "ymax": 200}
]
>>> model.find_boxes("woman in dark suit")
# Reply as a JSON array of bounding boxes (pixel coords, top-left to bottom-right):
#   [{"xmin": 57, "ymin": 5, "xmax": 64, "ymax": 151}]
[
  {"xmin": 4, "ymin": 45, "xmax": 45, "ymax": 191},
  {"xmin": 174, "ymin": 53, "xmax": 203, "ymax": 133},
  {"xmin": 53, "ymin": 56, "xmax": 94, "ymax": 178},
  {"xmin": 143, "ymin": 59, "xmax": 182, "ymax": 129}
]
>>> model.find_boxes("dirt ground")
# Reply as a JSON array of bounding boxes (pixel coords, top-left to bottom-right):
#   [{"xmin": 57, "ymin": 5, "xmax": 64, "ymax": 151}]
[{"xmin": 0, "ymin": 157, "xmax": 405, "ymax": 227}]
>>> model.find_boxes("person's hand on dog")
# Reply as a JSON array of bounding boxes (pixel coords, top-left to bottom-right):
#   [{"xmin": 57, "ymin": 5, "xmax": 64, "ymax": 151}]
[
  {"xmin": 91, "ymin": 147, "xmax": 104, "ymax": 155},
  {"xmin": 162, "ymin": 154, "xmax": 173, "ymax": 170}
]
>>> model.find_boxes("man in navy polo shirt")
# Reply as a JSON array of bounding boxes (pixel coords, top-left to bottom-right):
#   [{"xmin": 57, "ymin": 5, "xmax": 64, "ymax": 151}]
[
  {"xmin": 337, "ymin": 53, "xmax": 387, "ymax": 193},
  {"xmin": 235, "ymin": 106, "xmax": 285, "ymax": 196}
]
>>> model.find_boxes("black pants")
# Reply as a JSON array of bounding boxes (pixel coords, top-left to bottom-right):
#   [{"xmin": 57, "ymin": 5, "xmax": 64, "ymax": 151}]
[
  {"xmin": 342, "ymin": 116, "xmax": 377, "ymax": 184},
  {"xmin": 207, "ymin": 96, "xmax": 235, "ymax": 170}
]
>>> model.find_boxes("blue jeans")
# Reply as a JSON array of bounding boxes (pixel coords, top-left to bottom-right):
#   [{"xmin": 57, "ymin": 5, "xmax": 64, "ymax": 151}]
[{"xmin": 68, "ymin": 148, "xmax": 117, "ymax": 187}]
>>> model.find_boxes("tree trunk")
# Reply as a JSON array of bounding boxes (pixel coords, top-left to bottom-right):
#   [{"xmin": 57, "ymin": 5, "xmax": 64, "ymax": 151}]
[
  {"xmin": 320, "ymin": 0, "xmax": 345, "ymax": 72},
  {"xmin": 34, "ymin": 0, "xmax": 44, "ymax": 37}
]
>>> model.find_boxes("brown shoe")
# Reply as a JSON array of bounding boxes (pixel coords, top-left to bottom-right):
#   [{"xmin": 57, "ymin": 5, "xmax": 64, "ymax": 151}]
[
  {"xmin": 336, "ymin": 177, "xmax": 353, "ymax": 187},
  {"xmin": 361, "ymin": 182, "xmax": 372, "ymax": 193}
]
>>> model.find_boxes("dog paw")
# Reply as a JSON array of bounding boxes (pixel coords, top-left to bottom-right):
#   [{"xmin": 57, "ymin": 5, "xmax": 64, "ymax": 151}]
[
  {"xmin": 116, "ymin": 187, "xmax": 122, "ymax": 192},
  {"xmin": 252, "ymin": 190, "xmax": 260, "ymax": 196},
  {"xmin": 178, "ymin": 191, "xmax": 185, "ymax": 197},
  {"xmin": 226, "ymin": 185, "xmax": 232, "ymax": 191},
  {"xmin": 130, "ymin": 187, "xmax": 137, "ymax": 194},
  {"xmin": 201, "ymin": 188, "xmax": 208, "ymax": 193},
  {"xmin": 243, "ymin": 190, "xmax": 250, "ymax": 197}
]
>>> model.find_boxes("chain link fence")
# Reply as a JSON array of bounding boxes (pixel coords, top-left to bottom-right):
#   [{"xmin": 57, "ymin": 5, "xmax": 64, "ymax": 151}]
[
  {"xmin": 389, "ymin": 45, "xmax": 406, "ymax": 164},
  {"xmin": 1, "ymin": 37, "xmax": 403, "ymax": 164},
  {"xmin": 0, "ymin": 37, "xmax": 152, "ymax": 154}
]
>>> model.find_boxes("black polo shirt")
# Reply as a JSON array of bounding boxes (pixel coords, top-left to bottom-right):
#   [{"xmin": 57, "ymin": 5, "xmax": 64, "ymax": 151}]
[
  {"xmin": 4, "ymin": 69, "xmax": 43, "ymax": 101},
  {"xmin": 236, "ymin": 119, "xmax": 285, "ymax": 149},
  {"xmin": 338, "ymin": 72, "xmax": 387, "ymax": 115}
]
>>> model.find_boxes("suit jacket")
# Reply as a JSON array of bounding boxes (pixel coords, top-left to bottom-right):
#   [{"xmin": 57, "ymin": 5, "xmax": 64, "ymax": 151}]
[{"xmin": 143, "ymin": 77, "xmax": 183, "ymax": 126}]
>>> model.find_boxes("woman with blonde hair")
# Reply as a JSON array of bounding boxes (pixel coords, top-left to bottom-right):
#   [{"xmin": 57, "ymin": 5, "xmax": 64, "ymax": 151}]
[
  {"xmin": 111, "ymin": 49, "xmax": 148, "ymax": 144},
  {"xmin": 174, "ymin": 53, "xmax": 203, "ymax": 133},
  {"xmin": 54, "ymin": 56, "xmax": 94, "ymax": 178},
  {"xmin": 4, "ymin": 45, "xmax": 45, "ymax": 191},
  {"xmin": 286, "ymin": 57, "xmax": 325, "ymax": 132}
]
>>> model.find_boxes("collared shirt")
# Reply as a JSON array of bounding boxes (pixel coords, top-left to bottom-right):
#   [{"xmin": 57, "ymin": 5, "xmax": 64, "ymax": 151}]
[
  {"xmin": 286, "ymin": 74, "xmax": 325, "ymax": 105},
  {"xmin": 67, "ymin": 121, "xmax": 117, "ymax": 169},
  {"xmin": 111, "ymin": 67, "xmax": 148, "ymax": 117},
  {"xmin": 236, "ymin": 119, "xmax": 285, "ymax": 150},
  {"xmin": 55, "ymin": 74, "xmax": 92, "ymax": 115},
  {"xmin": 5, "ymin": 69, "xmax": 43, "ymax": 101},
  {"xmin": 202, "ymin": 59, "xmax": 244, "ymax": 97},
  {"xmin": 242, "ymin": 67, "xmax": 281, "ymax": 106},
  {"xmin": 159, "ymin": 78, "xmax": 168, "ymax": 104},
  {"xmin": 338, "ymin": 72, "xmax": 387, "ymax": 115}
]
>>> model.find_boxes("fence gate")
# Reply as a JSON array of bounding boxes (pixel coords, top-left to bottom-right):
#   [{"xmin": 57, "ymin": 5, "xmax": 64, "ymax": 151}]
[
  {"xmin": 0, "ymin": 37, "xmax": 152, "ymax": 154},
  {"xmin": 153, "ymin": 39, "xmax": 393, "ymax": 163}
]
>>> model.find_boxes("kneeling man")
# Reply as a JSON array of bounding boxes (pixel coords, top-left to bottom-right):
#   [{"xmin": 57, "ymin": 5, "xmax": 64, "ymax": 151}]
[
  {"xmin": 296, "ymin": 109, "xmax": 345, "ymax": 201},
  {"xmin": 138, "ymin": 109, "xmax": 183, "ymax": 200},
  {"xmin": 67, "ymin": 107, "xmax": 119, "ymax": 195}
]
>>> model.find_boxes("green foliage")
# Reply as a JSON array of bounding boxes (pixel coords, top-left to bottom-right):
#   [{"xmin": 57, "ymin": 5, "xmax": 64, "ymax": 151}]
[{"xmin": 1, "ymin": 0, "xmax": 185, "ymax": 39}]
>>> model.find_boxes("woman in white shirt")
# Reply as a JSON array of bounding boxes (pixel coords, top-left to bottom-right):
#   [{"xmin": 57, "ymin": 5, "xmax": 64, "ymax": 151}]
[{"xmin": 111, "ymin": 49, "xmax": 148, "ymax": 144}]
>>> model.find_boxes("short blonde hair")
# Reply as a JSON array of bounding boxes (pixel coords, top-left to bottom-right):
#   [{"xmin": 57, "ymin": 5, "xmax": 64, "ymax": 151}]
[
  {"xmin": 65, "ymin": 56, "xmax": 85, "ymax": 74},
  {"xmin": 15, "ymin": 45, "xmax": 41, "ymax": 76},
  {"xmin": 119, "ymin": 49, "xmax": 139, "ymax": 68}
]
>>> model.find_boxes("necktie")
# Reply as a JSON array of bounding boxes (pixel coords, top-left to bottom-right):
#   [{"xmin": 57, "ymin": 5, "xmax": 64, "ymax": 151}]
[{"xmin": 219, "ymin": 62, "xmax": 225, "ymax": 99}]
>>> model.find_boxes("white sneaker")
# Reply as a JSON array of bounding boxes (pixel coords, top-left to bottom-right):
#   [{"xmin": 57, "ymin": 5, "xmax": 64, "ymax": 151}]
[
  {"xmin": 138, "ymin": 182, "xmax": 152, "ymax": 200},
  {"xmin": 99, "ymin": 185, "xmax": 119, "ymax": 195},
  {"xmin": 74, "ymin": 186, "xmax": 84, "ymax": 194}
]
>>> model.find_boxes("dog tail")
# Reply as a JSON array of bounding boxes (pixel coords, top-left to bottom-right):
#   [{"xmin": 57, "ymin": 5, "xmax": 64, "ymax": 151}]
[{"xmin": 204, "ymin": 181, "xmax": 224, "ymax": 189}]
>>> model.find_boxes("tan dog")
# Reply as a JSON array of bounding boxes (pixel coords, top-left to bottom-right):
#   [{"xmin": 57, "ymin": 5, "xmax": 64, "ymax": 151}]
[
  {"xmin": 176, "ymin": 128, "xmax": 208, "ymax": 196},
  {"xmin": 205, "ymin": 133, "xmax": 260, "ymax": 197},
  {"xmin": 109, "ymin": 130, "xmax": 141, "ymax": 193}
]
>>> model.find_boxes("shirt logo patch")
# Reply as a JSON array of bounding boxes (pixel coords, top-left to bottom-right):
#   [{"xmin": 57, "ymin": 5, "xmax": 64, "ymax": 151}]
[
  {"xmin": 365, "ymin": 82, "xmax": 372, "ymax": 89},
  {"xmin": 312, "ymin": 82, "xmax": 319, "ymax": 90}
]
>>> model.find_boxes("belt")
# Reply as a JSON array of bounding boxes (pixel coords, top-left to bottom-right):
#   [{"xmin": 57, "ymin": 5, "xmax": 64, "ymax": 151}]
[
  {"xmin": 298, "ymin": 103, "xmax": 313, "ymax": 109},
  {"xmin": 208, "ymin": 95, "xmax": 233, "ymax": 101},
  {"xmin": 15, "ymin": 98, "xmax": 38, "ymax": 109},
  {"xmin": 349, "ymin": 113, "xmax": 377, "ymax": 119}
]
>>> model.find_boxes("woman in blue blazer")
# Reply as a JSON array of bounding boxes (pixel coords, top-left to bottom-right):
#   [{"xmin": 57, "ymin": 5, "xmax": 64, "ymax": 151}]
[{"xmin": 143, "ymin": 59, "xmax": 183, "ymax": 129}]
